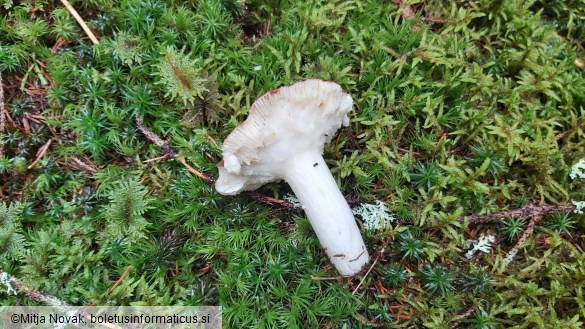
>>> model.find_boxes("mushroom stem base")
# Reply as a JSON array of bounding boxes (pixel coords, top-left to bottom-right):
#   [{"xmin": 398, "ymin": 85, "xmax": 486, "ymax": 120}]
[{"xmin": 284, "ymin": 151, "xmax": 369, "ymax": 276}]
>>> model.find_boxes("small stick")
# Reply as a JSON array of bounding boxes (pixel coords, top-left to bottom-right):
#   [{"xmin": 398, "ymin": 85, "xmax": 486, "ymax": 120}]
[
  {"xmin": 136, "ymin": 117, "xmax": 168, "ymax": 150},
  {"xmin": 204, "ymin": 132, "xmax": 219, "ymax": 149},
  {"xmin": 398, "ymin": 147, "xmax": 420, "ymax": 155},
  {"xmin": 1, "ymin": 269, "xmax": 68, "ymax": 306},
  {"xmin": 555, "ymin": 116, "xmax": 585, "ymax": 142},
  {"xmin": 352, "ymin": 239, "xmax": 390, "ymax": 295},
  {"xmin": 135, "ymin": 117, "xmax": 213, "ymax": 183},
  {"xmin": 0, "ymin": 73, "xmax": 4, "ymax": 157},
  {"xmin": 248, "ymin": 192, "xmax": 293, "ymax": 208},
  {"xmin": 0, "ymin": 73, "xmax": 5, "ymax": 134},
  {"xmin": 421, "ymin": 16, "xmax": 448, "ymax": 24},
  {"xmin": 205, "ymin": 152, "xmax": 216, "ymax": 163},
  {"xmin": 106, "ymin": 266, "xmax": 132, "ymax": 294},
  {"xmin": 460, "ymin": 203, "xmax": 575, "ymax": 225},
  {"xmin": 60, "ymin": 0, "xmax": 100, "ymax": 45},
  {"xmin": 310, "ymin": 276, "xmax": 343, "ymax": 281},
  {"xmin": 143, "ymin": 155, "xmax": 169, "ymax": 163},
  {"xmin": 176, "ymin": 156, "xmax": 213, "ymax": 183},
  {"xmin": 504, "ymin": 214, "xmax": 542, "ymax": 265},
  {"xmin": 452, "ymin": 307, "xmax": 476, "ymax": 328},
  {"xmin": 1, "ymin": 272, "xmax": 122, "ymax": 328}
]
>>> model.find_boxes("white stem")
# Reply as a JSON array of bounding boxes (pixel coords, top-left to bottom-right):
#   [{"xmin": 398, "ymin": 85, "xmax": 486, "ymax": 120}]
[{"xmin": 283, "ymin": 150, "xmax": 369, "ymax": 276}]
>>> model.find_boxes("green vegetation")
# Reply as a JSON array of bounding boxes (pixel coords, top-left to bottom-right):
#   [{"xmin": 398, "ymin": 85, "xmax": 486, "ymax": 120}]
[{"xmin": 1, "ymin": 0, "xmax": 585, "ymax": 327}]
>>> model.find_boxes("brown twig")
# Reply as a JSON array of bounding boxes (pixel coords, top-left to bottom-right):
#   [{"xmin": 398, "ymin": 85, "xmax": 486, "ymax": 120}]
[
  {"xmin": 135, "ymin": 117, "xmax": 170, "ymax": 151},
  {"xmin": 555, "ymin": 116, "xmax": 585, "ymax": 142},
  {"xmin": 143, "ymin": 155, "xmax": 169, "ymax": 163},
  {"xmin": 1, "ymin": 269, "xmax": 68, "ymax": 306},
  {"xmin": 0, "ymin": 270, "xmax": 123, "ymax": 329},
  {"xmin": 60, "ymin": 0, "xmax": 100, "ymax": 45},
  {"xmin": 2, "ymin": 271, "xmax": 127, "ymax": 329},
  {"xmin": 204, "ymin": 132, "xmax": 219, "ymax": 149},
  {"xmin": 135, "ymin": 117, "xmax": 213, "ymax": 183},
  {"xmin": 462, "ymin": 203, "xmax": 576, "ymax": 265},
  {"xmin": 459, "ymin": 203, "xmax": 575, "ymax": 225},
  {"xmin": 420, "ymin": 16, "xmax": 448, "ymax": 24},
  {"xmin": 0, "ymin": 73, "xmax": 5, "ymax": 156},
  {"xmin": 176, "ymin": 156, "xmax": 213, "ymax": 182},
  {"xmin": 453, "ymin": 307, "xmax": 477, "ymax": 328},
  {"xmin": 106, "ymin": 266, "xmax": 132, "ymax": 294},
  {"xmin": 352, "ymin": 239, "xmax": 390, "ymax": 295},
  {"xmin": 0, "ymin": 73, "xmax": 5, "ymax": 132},
  {"xmin": 311, "ymin": 276, "xmax": 344, "ymax": 281},
  {"xmin": 248, "ymin": 192, "xmax": 294, "ymax": 209},
  {"xmin": 504, "ymin": 214, "xmax": 543, "ymax": 264},
  {"xmin": 205, "ymin": 152, "xmax": 216, "ymax": 163}
]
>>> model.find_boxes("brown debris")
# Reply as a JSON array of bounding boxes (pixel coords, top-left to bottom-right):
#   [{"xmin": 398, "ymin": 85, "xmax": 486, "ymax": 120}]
[
  {"xmin": 352, "ymin": 238, "xmax": 391, "ymax": 295},
  {"xmin": 0, "ymin": 74, "xmax": 4, "ymax": 131},
  {"xmin": 248, "ymin": 192, "xmax": 293, "ymax": 209},
  {"xmin": 0, "ymin": 268, "xmax": 69, "ymax": 307},
  {"xmin": 136, "ymin": 117, "xmax": 213, "ymax": 183},
  {"xmin": 28, "ymin": 138, "xmax": 54, "ymax": 169},
  {"xmin": 460, "ymin": 203, "xmax": 575, "ymax": 224},
  {"xmin": 393, "ymin": 0, "xmax": 421, "ymax": 30}
]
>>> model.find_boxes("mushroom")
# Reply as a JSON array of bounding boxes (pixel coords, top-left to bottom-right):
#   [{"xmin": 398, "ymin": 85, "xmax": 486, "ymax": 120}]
[{"xmin": 215, "ymin": 79, "xmax": 369, "ymax": 276}]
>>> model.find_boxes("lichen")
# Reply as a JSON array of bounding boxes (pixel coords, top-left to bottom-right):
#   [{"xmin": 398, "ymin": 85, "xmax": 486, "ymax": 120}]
[
  {"xmin": 572, "ymin": 200, "xmax": 585, "ymax": 214},
  {"xmin": 353, "ymin": 201, "xmax": 396, "ymax": 231},
  {"xmin": 1, "ymin": 272, "xmax": 17, "ymax": 295},
  {"xmin": 570, "ymin": 159, "xmax": 585, "ymax": 180},
  {"xmin": 465, "ymin": 234, "xmax": 495, "ymax": 259}
]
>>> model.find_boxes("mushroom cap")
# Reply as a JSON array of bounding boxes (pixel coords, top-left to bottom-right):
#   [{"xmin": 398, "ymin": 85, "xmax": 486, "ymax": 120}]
[{"xmin": 216, "ymin": 79, "xmax": 353, "ymax": 195}]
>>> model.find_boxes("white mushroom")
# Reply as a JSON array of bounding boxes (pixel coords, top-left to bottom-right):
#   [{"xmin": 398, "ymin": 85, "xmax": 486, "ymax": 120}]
[{"xmin": 216, "ymin": 79, "xmax": 369, "ymax": 276}]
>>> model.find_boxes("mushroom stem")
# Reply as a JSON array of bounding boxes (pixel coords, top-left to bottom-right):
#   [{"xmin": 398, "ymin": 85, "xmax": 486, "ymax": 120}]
[{"xmin": 283, "ymin": 150, "xmax": 369, "ymax": 276}]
